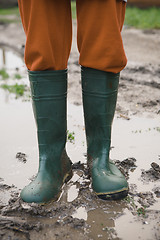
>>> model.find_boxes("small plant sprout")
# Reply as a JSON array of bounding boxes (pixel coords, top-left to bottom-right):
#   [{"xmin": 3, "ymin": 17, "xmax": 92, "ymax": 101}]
[
  {"xmin": 1, "ymin": 83, "xmax": 27, "ymax": 97},
  {"xmin": 14, "ymin": 73, "xmax": 22, "ymax": 80},
  {"xmin": 67, "ymin": 130, "xmax": 75, "ymax": 144},
  {"xmin": 137, "ymin": 207, "xmax": 147, "ymax": 217},
  {"xmin": 0, "ymin": 68, "xmax": 9, "ymax": 80}
]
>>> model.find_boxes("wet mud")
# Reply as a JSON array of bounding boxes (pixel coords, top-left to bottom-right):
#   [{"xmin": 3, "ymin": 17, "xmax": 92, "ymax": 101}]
[
  {"xmin": 141, "ymin": 162, "xmax": 160, "ymax": 182},
  {"xmin": 0, "ymin": 157, "xmax": 160, "ymax": 239},
  {"xmin": 0, "ymin": 22, "xmax": 160, "ymax": 240}
]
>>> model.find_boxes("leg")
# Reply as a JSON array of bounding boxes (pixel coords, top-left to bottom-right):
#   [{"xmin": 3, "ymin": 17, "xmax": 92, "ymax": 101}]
[
  {"xmin": 81, "ymin": 67, "xmax": 128, "ymax": 200},
  {"xmin": 76, "ymin": 0, "xmax": 127, "ymax": 73},
  {"xmin": 18, "ymin": 0, "xmax": 72, "ymax": 71},
  {"xmin": 77, "ymin": 0, "xmax": 128, "ymax": 199},
  {"xmin": 21, "ymin": 70, "xmax": 73, "ymax": 203},
  {"xmin": 18, "ymin": 0, "xmax": 73, "ymax": 203}
]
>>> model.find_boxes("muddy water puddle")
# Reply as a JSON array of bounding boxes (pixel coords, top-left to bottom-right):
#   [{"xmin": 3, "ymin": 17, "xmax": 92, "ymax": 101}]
[
  {"xmin": 0, "ymin": 48, "xmax": 160, "ymax": 240},
  {"xmin": 0, "ymin": 88, "xmax": 160, "ymax": 239},
  {"xmin": 0, "ymin": 47, "xmax": 24, "ymax": 70}
]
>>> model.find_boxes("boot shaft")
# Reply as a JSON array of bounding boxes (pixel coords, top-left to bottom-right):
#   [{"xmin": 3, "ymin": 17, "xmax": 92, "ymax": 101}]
[
  {"xmin": 29, "ymin": 70, "xmax": 67, "ymax": 147},
  {"xmin": 81, "ymin": 67, "xmax": 119, "ymax": 160}
]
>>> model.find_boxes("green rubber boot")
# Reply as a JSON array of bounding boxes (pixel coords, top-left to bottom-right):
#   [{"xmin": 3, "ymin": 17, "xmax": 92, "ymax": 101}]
[
  {"xmin": 20, "ymin": 70, "xmax": 73, "ymax": 203},
  {"xmin": 81, "ymin": 67, "xmax": 128, "ymax": 200}
]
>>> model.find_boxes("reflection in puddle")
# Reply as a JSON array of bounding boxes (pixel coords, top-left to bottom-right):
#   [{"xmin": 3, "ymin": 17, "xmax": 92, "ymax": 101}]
[
  {"xmin": 87, "ymin": 208, "xmax": 115, "ymax": 239},
  {"xmin": 115, "ymin": 208, "xmax": 160, "ymax": 240},
  {"xmin": 67, "ymin": 102, "xmax": 86, "ymax": 165},
  {"xmin": 67, "ymin": 185, "xmax": 79, "ymax": 202},
  {"xmin": 71, "ymin": 173, "xmax": 81, "ymax": 183},
  {"xmin": 112, "ymin": 116, "xmax": 160, "ymax": 195},
  {"xmin": 72, "ymin": 207, "xmax": 87, "ymax": 221}
]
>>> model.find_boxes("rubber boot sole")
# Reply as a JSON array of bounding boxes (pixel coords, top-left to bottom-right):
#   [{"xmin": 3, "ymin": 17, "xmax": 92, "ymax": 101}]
[{"xmin": 96, "ymin": 188, "xmax": 129, "ymax": 201}]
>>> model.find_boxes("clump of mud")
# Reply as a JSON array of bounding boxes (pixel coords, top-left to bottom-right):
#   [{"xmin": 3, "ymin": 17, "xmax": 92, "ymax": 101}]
[
  {"xmin": 0, "ymin": 216, "xmax": 42, "ymax": 239},
  {"xmin": 152, "ymin": 187, "xmax": 160, "ymax": 198},
  {"xmin": 141, "ymin": 162, "xmax": 160, "ymax": 182},
  {"xmin": 137, "ymin": 192, "xmax": 156, "ymax": 208},
  {"xmin": 0, "ymin": 184, "xmax": 88, "ymax": 240},
  {"xmin": 115, "ymin": 157, "xmax": 137, "ymax": 179},
  {"xmin": 16, "ymin": 152, "xmax": 27, "ymax": 163}
]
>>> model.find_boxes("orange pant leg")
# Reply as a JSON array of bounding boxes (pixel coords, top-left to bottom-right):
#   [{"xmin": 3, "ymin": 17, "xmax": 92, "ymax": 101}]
[
  {"xmin": 76, "ymin": 0, "xmax": 127, "ymax": 73},
  {"xmin": 18, "ymin": 0, "xmax": 72, "ymax": 71}
]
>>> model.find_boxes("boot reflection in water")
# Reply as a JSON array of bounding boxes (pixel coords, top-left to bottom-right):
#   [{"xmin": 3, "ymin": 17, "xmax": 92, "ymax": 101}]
[{"xmin": 18, "ymin": 0, "xmax": 128, "ymax": 203}]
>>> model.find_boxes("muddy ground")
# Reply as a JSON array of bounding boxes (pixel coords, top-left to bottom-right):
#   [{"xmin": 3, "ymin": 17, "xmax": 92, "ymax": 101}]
[{"xmin": 0, "ymin": 19, "xmax": 160, "ymax": 240}]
